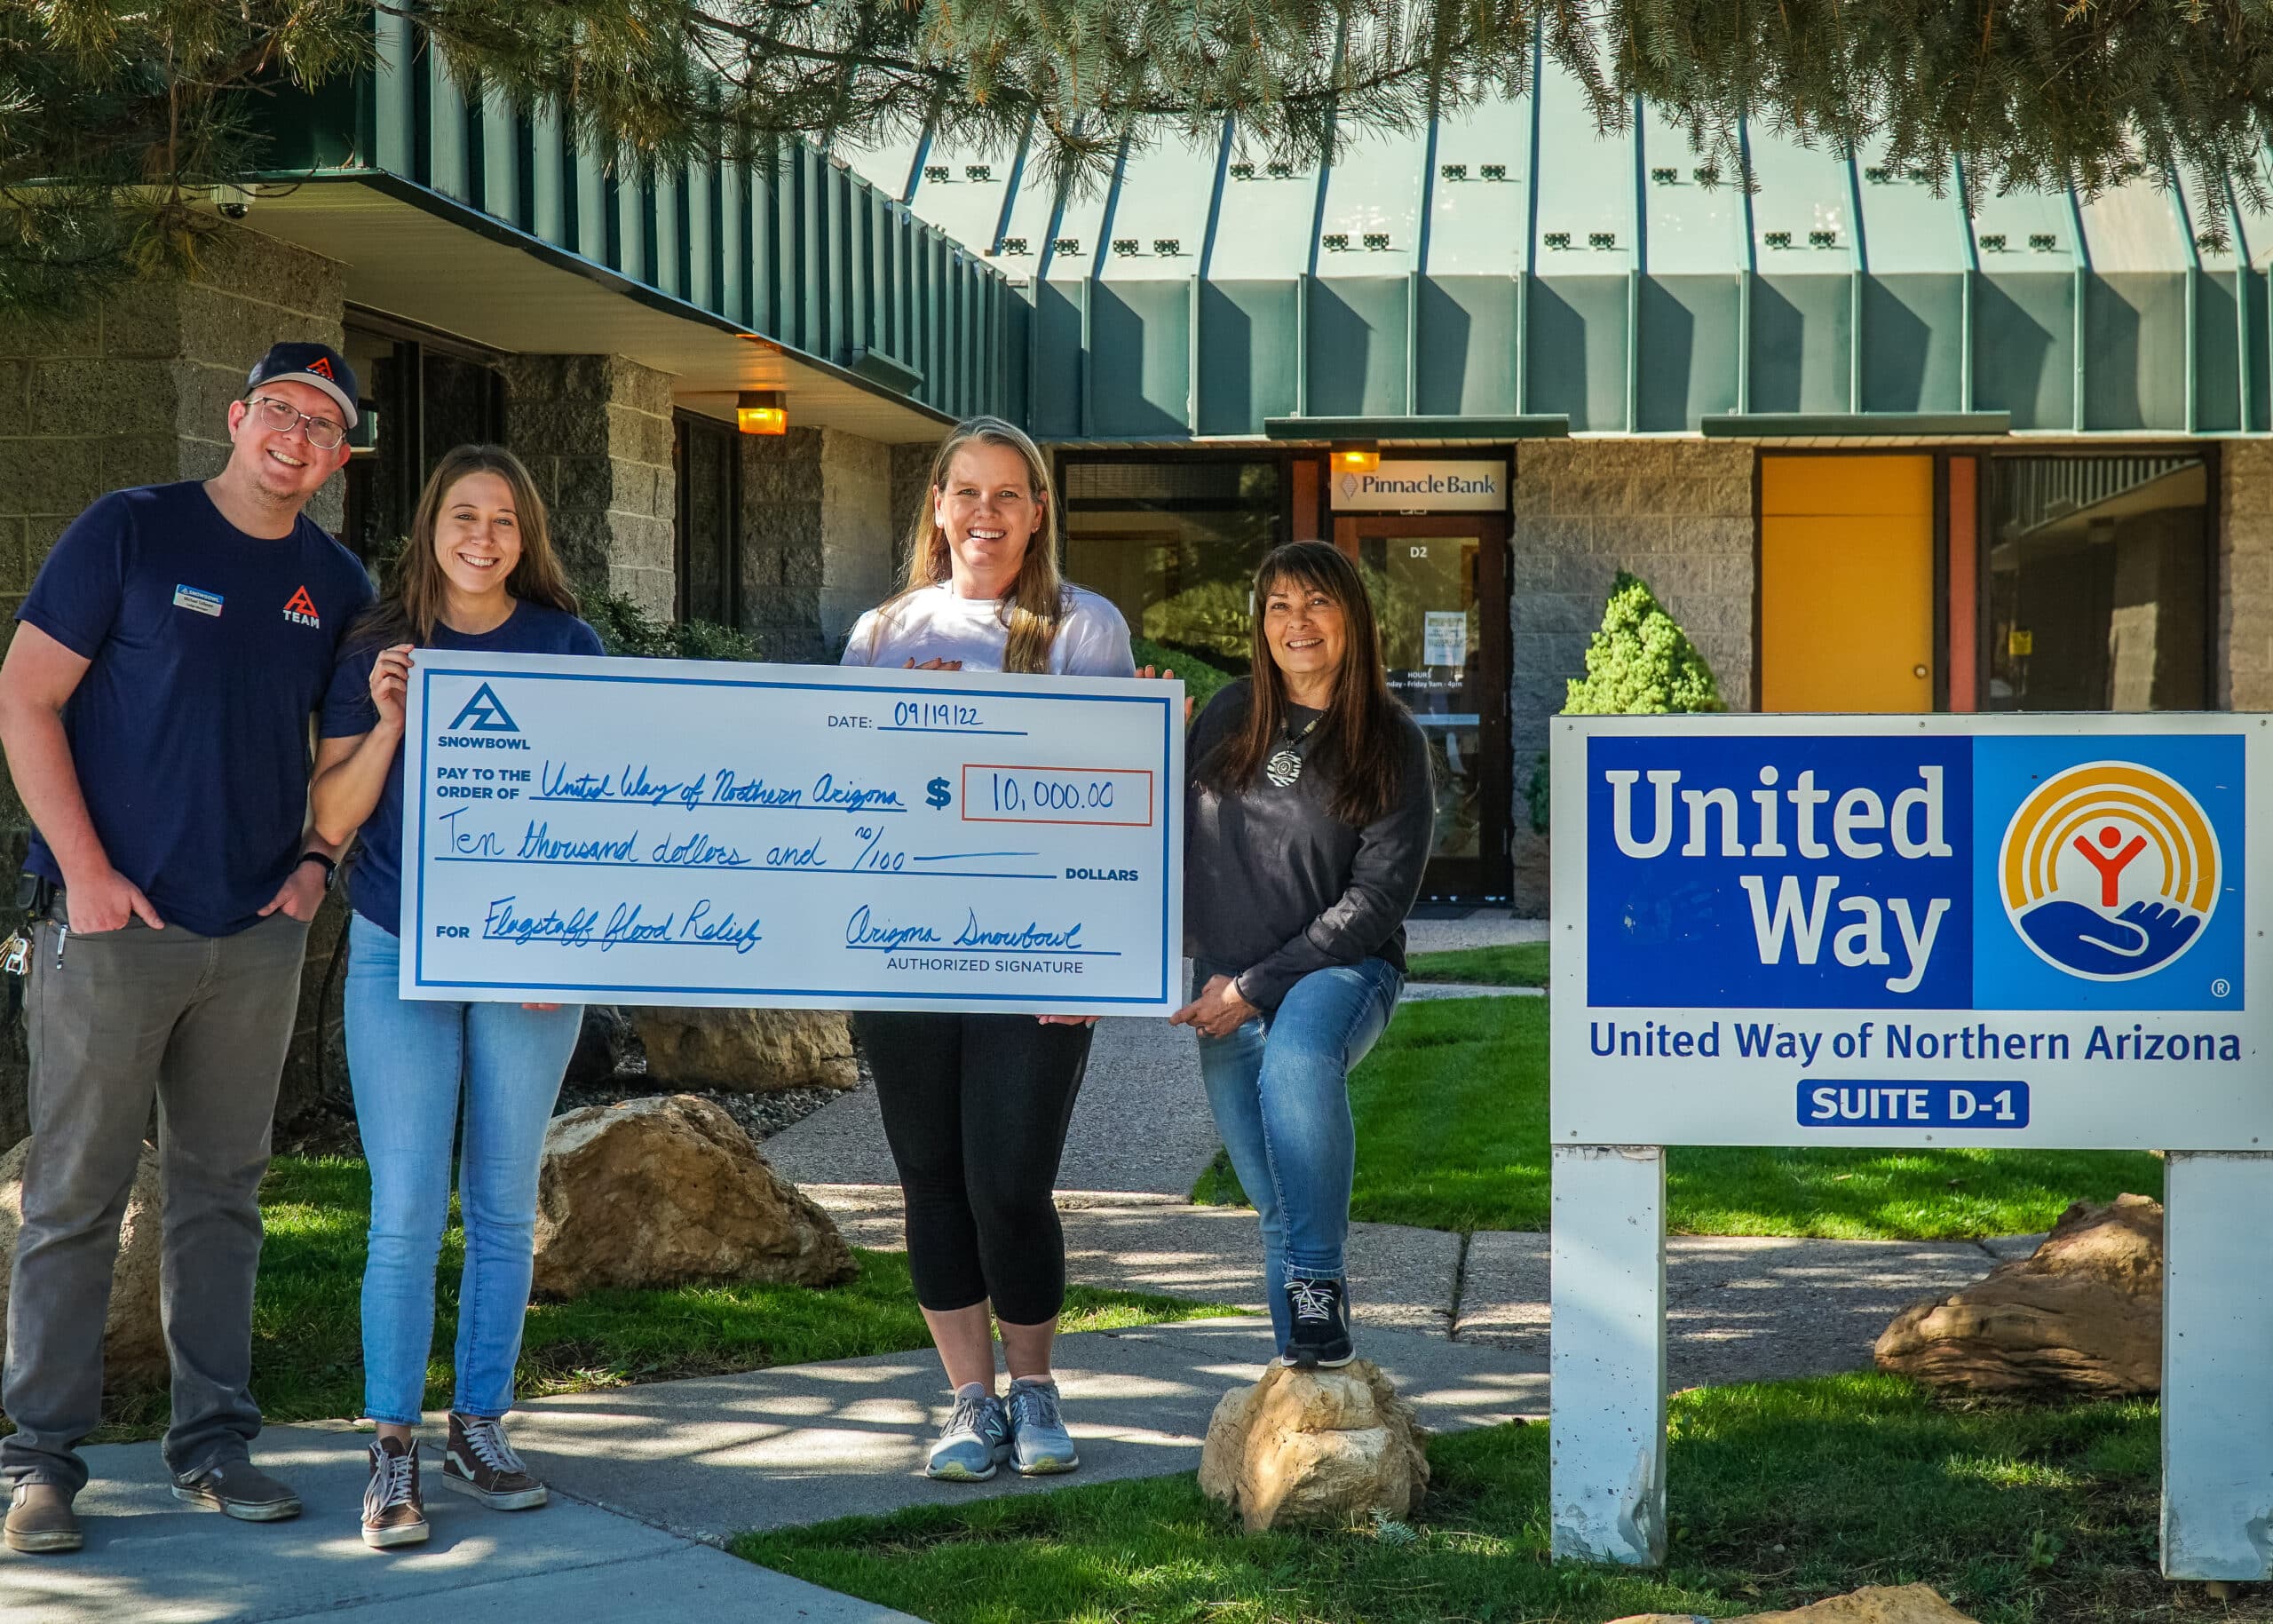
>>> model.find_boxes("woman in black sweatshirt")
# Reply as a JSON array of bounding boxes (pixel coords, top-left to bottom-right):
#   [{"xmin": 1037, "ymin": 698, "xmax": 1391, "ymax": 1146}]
[{"xmin": 1172, "ymin": 541, "xmax": 1435, "ymax": 1368}]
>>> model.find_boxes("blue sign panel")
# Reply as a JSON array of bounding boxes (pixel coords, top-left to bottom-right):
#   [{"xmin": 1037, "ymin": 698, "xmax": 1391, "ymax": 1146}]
[{"xmin": 1587, "ymin": 733, "xmax": 2242, "ymax": 1013}]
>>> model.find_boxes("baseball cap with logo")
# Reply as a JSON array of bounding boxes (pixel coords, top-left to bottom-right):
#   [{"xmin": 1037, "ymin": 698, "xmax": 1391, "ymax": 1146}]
[{"xmin": 242, "ymin": 342, "xmax": 360, "ymax": 430}]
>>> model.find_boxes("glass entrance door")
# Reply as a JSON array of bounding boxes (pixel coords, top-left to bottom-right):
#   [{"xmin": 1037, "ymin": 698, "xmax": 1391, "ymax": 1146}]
[{"xmin": 1335, "ymin": 516, "xmax": 1510, "ymax": 903}]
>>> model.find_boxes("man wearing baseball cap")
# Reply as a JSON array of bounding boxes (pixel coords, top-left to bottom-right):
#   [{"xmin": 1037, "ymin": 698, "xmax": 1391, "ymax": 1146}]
[{"xmin": 0, "ymin": 341, "xmax": 375, "ymax": 1551}]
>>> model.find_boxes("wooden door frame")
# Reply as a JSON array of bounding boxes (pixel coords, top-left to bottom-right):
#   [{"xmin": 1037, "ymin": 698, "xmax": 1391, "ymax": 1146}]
[{"xmin": 1332, "ymin": 511, "xmax": 1514, "ymax": 904}]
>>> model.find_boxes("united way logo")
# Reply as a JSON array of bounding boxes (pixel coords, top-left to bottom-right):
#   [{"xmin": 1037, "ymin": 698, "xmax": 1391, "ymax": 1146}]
[{"xmin": 1999, "ymin": 761, "xmax": 2218, "ymax": 982}]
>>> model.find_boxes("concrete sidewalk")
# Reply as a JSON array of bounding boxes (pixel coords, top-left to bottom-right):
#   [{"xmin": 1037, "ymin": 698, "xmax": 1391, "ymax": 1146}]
[
  {"xmin": 509, "ymin": 1318, "xmax": 1539, "ymax": 1543},
  {"xmin": 0, "ymin": 1427, "xmax": 918, "ymax": 1624},
  {"xmin": 805, "ymin": 1184, "xmax": 1999, "ymax": 1390},
  {"xmin": 0, "ymin": 1319, "xmax": 1536, "ymax": 1618}
]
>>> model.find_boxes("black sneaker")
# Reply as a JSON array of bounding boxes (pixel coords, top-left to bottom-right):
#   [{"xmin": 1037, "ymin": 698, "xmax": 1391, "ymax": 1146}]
[
  {"xmin": 361, "ymin": 1436, "xmax": 428, "ymax": 1549},
  {"xmin": 439, "ymin": 1413, "xmax": 549, "ymax": 1510},
  {"xmin": 1280, "ymin": 1277, "xmax": 1355, "ymax": 1369},
  {"xmin": 170, "ymin": 1457, "xmax": 302, "ymax": 1522}
]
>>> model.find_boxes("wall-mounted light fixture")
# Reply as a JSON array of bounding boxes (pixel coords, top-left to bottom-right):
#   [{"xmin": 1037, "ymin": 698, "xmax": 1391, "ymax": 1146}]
[
  {"xmin": 736, "ymin": 390, "xmax": 787, "ymax": 435},
  {"xmin": 1331, "ymin": 440, "xmax": 1382, "ymax": 474}
]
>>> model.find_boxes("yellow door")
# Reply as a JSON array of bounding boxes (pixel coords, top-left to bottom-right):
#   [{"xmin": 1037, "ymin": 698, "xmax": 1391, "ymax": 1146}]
[{"xmin": 1760, "ymin": 456, "xmax": 1935, "ymax": 713}]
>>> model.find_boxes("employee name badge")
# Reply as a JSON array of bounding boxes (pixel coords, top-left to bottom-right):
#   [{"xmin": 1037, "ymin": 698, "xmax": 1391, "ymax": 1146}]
[{"xmin": 173, "ymin": 584, "xmax": 224, "ymax": 617}]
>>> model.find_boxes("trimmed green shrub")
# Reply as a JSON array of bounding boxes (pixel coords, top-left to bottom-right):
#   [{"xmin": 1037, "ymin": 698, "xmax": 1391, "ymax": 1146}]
[
  {"xmin": 584, "ymin": 589, "xmax": 763, "ymax": 662},
  {"xmin": 1130, "ymin": 636, "xmax": 1235, "ymax": 715},
  {"xmin": 1564, "ymin": 570, "xmax": 1724, "ymax": 717},
  {"xmin": 1532, "ymin": 570, "xmax": 1723, "ymax": 831}
]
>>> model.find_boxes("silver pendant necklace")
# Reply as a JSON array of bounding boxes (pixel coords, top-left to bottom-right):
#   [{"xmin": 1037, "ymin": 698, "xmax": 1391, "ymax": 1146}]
[{"xmin": 1265, "ymin": 711, "xmax": 1325, "ymax": 788}]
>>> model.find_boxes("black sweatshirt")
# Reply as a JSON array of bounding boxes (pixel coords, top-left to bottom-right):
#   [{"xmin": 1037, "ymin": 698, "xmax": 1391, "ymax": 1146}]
[{"xmin": 1183, "ymin": 679, "xmax": 1437, "ymax": 1009}]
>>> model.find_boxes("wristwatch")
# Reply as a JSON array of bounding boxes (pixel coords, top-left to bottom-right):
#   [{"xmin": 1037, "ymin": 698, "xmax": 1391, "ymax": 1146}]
[{"xmin": 297, "ymin": 851, "xmax": 339, "ymax": 892}]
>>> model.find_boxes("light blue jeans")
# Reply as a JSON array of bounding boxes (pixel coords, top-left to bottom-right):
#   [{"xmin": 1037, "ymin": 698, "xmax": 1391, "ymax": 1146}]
[
  {"xmin": 1192, "ymin": 956, "xmax": 1403, "ymax": 1348},
  {"xmin": 345, "ymin": 913, "xmax": 582, "ymax": 1424}
]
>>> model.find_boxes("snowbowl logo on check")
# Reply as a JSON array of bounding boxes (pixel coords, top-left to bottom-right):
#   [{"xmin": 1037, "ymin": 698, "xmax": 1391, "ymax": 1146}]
[{"xmin": 2000, "ymin": 762, "xmax": 2217, "ymax": 982}]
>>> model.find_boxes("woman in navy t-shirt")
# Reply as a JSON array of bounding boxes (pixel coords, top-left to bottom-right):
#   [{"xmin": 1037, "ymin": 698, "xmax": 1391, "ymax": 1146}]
[{"xmin": 312, "ymin": 445, "xmax": 603, "ymax": 1550}]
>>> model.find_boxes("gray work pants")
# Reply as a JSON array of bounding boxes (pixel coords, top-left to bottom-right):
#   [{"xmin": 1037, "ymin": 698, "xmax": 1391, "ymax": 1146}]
[{"xmin": 1, "ymin": 910, "xmax": 308, "ymax": 1491}]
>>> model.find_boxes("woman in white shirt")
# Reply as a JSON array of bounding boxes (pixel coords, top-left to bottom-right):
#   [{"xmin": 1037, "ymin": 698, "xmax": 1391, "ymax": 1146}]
[{"xmin": 840, "ymin": 416, "xmax": 1133, "ymax": 1482}]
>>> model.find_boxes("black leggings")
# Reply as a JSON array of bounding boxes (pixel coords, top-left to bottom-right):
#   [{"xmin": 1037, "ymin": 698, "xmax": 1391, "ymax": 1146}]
[{"xmin": 854, "ymin": 1011, "xmax": 1092, "ymax": 1325}]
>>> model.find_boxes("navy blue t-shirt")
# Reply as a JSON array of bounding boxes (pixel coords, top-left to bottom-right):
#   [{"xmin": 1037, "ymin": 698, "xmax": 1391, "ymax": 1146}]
[
  {"xmin": 321, "ymin": 601, "xmax": 604, "ymax": 935},
  {"xmin": 19, "ymin": 482, "xmax": 375, "ymax": 937}
]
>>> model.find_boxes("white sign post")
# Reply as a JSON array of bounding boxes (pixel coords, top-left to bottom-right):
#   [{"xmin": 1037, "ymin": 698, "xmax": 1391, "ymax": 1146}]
[{"xmin": 1549, "ymin": 712, "xmax": 2272, "ymax": 1579}]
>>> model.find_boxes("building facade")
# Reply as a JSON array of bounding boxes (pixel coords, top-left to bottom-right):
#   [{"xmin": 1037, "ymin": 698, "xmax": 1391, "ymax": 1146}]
[{"xmin": 3, "ymin": 22, "xmax": 2267, "ymax": 940}]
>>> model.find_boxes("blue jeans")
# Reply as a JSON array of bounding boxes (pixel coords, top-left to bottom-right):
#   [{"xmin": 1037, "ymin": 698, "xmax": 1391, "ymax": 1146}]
[
  {"xmin": 344, "ymin": 914, "xmax": 582, "ymax": 1424},
  {"xmin": 1192, "ymin": 956, "xmax": 1403, "ymax": 1347}
]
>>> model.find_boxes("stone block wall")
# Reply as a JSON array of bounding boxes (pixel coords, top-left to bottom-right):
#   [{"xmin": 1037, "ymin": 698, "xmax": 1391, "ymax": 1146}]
[
  {"xmin": 0, "ymin": 226, "xmax": 347, "ymax": 1146},
  {"xmin": 0, "ymin": 228, "xmax": 349, "ymax": 629},
  {"xmin": 739, "ymin": 426, "xmax": 901, "ymax": 661},
  {"xmin": 1506, "ymin": 438, "xmax": 1757, "ymax": 914},
  {"xmin": 503, "ymin": 354, "xmax": 677, "ymax": 615},
  {"xmin": 2219, "ymin": 439, "xmax": 2273, "ymax": 710}
]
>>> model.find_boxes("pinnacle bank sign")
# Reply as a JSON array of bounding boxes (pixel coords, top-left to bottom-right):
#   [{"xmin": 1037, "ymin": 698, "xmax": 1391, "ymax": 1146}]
[{"xmin": 1329, "ymin": 459, "xmax": 1506, "ymax": 511}]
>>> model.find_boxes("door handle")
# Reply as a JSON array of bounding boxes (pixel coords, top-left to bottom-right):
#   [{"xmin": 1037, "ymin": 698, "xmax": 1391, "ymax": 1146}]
[{"xmin": 1913, "ymin": 664, "xmax": 1928, "ymax": 679}]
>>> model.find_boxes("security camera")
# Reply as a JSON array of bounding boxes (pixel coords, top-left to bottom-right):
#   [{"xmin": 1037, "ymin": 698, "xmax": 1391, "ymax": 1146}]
[
  {"xmin": 219, "ymin": 201, "xmax": 249, "ymax": 220},
  {"xmin": 216, "ymin": 186, "xmax": 254, "ymax": 220}
]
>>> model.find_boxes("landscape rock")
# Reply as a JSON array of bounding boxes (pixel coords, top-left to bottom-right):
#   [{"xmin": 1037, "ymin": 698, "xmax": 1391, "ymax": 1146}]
[
  {"xmin": 0, "ymin": 1137, "xmax": 166, "ymax": 1382},
  {"xmin": 530, "ymin": 1094, "xmax": 856, "ymax": 1297},
  {"xmin": 1874, "ymin": 1195, "xmax": 2161, "ymax": 1395},
  {"xmin": 627, "ymin": 1007, "xmax": 857, "ymax": 1093},
  {"xmin": 1198, "ymin": 1359, "xmax": 1428, "ymax": 1532},
  {"xmin": 565, "ymin": 1005, "xmax": 645, "ymax": 1086},
  {"xmin": 1611, "ymin": 1583, "xmax": 1977, "ymax": 1621}
]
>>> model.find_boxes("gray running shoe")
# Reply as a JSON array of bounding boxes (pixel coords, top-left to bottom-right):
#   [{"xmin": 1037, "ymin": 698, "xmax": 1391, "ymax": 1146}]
[
  {"xmin": 926, "ymin": 1385, "xmax": 1010, "ymax": 1482},
  {"xmin": 1006, "ymin": 1378, "xmax": 1079, "ymax": 1476}
]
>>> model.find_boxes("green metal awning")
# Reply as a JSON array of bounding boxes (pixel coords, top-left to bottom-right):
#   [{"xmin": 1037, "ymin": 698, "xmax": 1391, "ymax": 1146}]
[
  {"xmin": 252, "ymin": 14, "xmax": 1015, "ymax": 440},
  {"xmin": 1265, "ymin": 414, "xmax": 1572, "ymax": 440},
  {"xmin": 1701, "ymin": 412, "xmax": 2013, "ymax": 438},
  {"xmin": 842, "ymin": 45, "xmax": 2273, "ymax": 441}
]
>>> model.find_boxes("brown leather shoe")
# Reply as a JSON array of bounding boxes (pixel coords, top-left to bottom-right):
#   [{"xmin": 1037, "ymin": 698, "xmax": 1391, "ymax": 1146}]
[{"xmin": 5, "ymin": 1481, "xmax": 83, "ymax": 1554}]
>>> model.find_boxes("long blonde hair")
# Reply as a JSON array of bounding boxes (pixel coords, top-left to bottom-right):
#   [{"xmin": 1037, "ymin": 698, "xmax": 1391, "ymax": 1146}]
[
  {"xmin": 349, "ymin": 445, "xmax": 579, "ymax": 648},
  {"xmin": 874, "ymin": 416, "xmax": 1067, "ymax": 674}
]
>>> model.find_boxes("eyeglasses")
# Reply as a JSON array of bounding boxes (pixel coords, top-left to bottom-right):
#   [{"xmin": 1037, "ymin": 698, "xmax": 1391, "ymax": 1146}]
[{"xmin": 245, "ymin": 395, "xmax": 348, "ymax": 450}]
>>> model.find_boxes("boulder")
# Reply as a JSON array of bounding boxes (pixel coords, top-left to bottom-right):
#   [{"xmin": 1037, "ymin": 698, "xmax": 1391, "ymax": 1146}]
[
  {"xmin": 1198, "ymin": 1359, "xmax": 1428, "ymax": 1533},
  {"xmin": 0, "ymin": 1137, "xmax": 167, "ymax": 1382},
  {"xmin": 626, "ymin": 1007, "xmax": 857, "ymax": 1093},
  {"xmin": 1874, "ymin": 1195, "xmax": 2161, "ymax": 1395},
  {"xmin": 530, "ymin": 1094, "xmax": 856, "ymax": 1297},
  {"xmin": 1612, "ymin": 1585, "xmax": 1977, "ymax": 1623}
]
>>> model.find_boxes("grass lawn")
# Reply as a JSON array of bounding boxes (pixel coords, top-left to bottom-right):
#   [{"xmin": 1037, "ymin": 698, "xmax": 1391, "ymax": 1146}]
[
  {"xmin": 68, "ymin": 1155, "xmax": 1230, "ymax": 1445},
  {"xmin": 1405, "ymin": 939, "xmax": 1550, "ymax": 986},
  {"xmin": 740, "ymin": 1373, "xmax": 2236, "ymax": 1624},
  {"xmin": 1190, "ymin": 998, "xmax": 2163, "ymax": 1239}
]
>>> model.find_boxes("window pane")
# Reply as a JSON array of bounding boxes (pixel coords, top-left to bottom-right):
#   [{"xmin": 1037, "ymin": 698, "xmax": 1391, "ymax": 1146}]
[
  {"xmin": 680, "ymin": 423, "xmax": 734, "ymax": 624},
  {"xmin": 1984, "ymin": 456, "xmax": 2207, "ymax": 712},
  {"xmin": 1063, "ymin": 460, "xmax": 1282, "ymax": 673}
]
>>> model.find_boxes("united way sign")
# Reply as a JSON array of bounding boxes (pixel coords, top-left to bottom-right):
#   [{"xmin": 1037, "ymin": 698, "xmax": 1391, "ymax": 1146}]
[
  {"xmin": 1548, "ymin": 713, "xmax": 2273, "ymax": 1585},
  {"xmin": 1553, "ymin": 715, "xmax": 2267, "ymax": 1150}
]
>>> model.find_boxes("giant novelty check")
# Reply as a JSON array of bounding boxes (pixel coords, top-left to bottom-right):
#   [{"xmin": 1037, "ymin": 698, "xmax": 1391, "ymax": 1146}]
[{"xmin": 398, "ymin": 652, "xmax": 1184, "ymax": 1013}]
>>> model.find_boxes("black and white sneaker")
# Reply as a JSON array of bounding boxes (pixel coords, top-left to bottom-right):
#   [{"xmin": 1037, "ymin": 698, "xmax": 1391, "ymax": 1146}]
[{"xmin": 1280, "ymin": 1277, "xmax": 1355, "ymax": 1368}]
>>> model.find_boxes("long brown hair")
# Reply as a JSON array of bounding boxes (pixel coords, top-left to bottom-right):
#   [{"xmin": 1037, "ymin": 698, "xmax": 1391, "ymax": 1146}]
[
  {"xmin": 349, "ymin": 445, "xmax": 580, "ymax": 648},
  {"xmin": 870, "ymin": 416, "xmax": 1067, "ymax": 674},
  {"xmin": 1199, "ymin": 540, "xmax": 1411, "ymax": 827}
]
